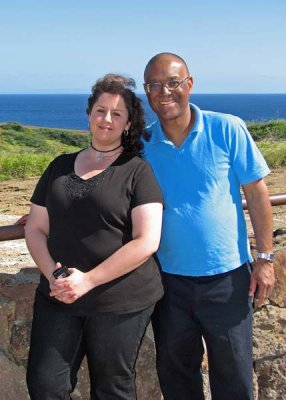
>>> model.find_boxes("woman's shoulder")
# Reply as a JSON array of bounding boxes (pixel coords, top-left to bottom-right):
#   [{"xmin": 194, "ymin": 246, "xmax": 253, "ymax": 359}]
[
  {"xmin": 50, "ymin": 151, "xmax": 79, "ymax": 166},
  {"xmin": 122, "ymin": 153, "xmax": 150, "ymax": 167},
  {"xmin": 120, "ymin": 154, "xmax": 154, "ymax": 174}
]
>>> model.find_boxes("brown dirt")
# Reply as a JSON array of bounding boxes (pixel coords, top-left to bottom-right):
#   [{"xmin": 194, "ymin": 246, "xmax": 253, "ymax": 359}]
[{"xmin": 0, "ymin": 177, "xmax": 37, "ymax": 216}]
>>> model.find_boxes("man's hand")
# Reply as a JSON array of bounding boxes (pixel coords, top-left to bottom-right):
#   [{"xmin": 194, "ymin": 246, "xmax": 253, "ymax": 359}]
[
  {"xmin": 15, "ymin": 214, "xmax": 29, "ymax": 225},
  {"xmin": 249, "ymin": 259, "xmax": 275, "ymax": 307}
]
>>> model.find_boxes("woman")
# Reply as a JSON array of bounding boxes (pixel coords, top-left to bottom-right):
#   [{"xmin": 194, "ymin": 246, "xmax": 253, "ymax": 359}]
[{"xmin": 25, "ymin": 74, "xmax": 163, "ymax": 400}]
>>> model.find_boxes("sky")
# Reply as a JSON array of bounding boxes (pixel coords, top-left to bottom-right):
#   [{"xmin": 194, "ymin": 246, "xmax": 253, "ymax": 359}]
[{"xmin": 0, "ymin": 0, "xmax": 285, "ymax": 94}]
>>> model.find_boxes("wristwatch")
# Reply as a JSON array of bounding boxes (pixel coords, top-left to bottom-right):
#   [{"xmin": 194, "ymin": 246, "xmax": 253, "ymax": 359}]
[{"xmin": 256, "ymin": 252, "xmax": 275, "ymax": 262}]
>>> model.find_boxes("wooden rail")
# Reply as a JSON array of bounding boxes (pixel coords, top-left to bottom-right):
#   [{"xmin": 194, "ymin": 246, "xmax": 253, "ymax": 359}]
[{"xmin": 1, "ymin": 193, "xmax": 286, "ymax": 242}]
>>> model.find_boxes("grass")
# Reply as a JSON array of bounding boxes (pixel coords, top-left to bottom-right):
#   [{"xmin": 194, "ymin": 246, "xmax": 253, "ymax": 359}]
[
  {"xmin": 247, "ymin": 120, "xmax": 286, "ymax": 168},
  {"xmin": 0, "ymin": 122, "xmax": 89, "ymax": 155},
  {"xmin": 257, "ymin": 141, "xmax": 286, "ymax": 168},
  {"xmin": 0, "ymin": 122, "xmax": 90, "ymax": 180},
  {"xmin": 0, "ymin": 120, "xmax": 285, "ymax": 180},
  {"xmin": 0, "ymin": 154, "xmax": 54, "ymax": 180},
  {"xmin": 248, "ymin": 120, "xmax": 286, "ymax": 141}
]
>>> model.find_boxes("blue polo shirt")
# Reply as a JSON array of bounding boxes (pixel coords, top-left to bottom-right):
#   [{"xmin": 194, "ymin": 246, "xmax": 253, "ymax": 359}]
[{"xmin": 143, "ymin": 103, "xmax": 270, "ymax": 276}]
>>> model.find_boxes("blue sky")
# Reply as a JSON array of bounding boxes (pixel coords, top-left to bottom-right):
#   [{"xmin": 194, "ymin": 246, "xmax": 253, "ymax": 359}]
[{"xmin": 0, "ymin": 0, "xmax": 285, "ymax": 94}]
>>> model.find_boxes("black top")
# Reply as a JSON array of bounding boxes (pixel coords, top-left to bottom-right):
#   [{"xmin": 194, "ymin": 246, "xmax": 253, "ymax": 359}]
[{"xmin": 31, "ymin": 151, "xmax": 164, "ymax": 315}]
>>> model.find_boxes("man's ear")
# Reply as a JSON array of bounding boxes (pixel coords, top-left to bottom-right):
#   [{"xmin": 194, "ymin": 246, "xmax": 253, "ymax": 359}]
[{"xmin": 187, "ymin": 76, "xmax": 194, "ymax": 93}]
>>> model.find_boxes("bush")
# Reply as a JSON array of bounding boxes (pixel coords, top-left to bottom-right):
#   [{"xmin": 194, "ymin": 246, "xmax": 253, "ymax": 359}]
[
  {"xmin": 2, "ymin": 122, "xmax": 25, "ymax": 132},
  {"xmin": 39, "ymin": 128, "xmax": 90, "ymax": 147},
  {"xmin": 2, "ymin": 127, "xmax": 48, "ymax": 150},
  {"xmin": 258, "ymin": 141, "xmax": 286, "ymax": 168},
  {"xmin": 0, "ymin": 154, "xmax": 53, "ymax": 180},
  {"xmin": 248, "ymin": 121, "xmax": 286, "ymax": 141}
]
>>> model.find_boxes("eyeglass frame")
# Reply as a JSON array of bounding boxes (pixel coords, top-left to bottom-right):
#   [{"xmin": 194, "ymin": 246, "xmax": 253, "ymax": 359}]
[{"xmin": 144, "ymin": 76, "xmax": 190, "ymax": 94}]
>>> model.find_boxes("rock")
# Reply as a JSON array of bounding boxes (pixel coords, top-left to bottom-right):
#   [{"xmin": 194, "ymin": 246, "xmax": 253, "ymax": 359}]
[
  {"xmin": 269, "ymin": 249, "xmax": 286, "ymax": 307},
  {"xmin": 0, "ymin": 351, "xmax": 29, "ymax": 399},
  {"xmin": 253, "ymin": 306, "xmax": 286, "ymax": 400},
  {"xmin": 0, "ymin": 295, "xmax": 15, "ymax": 356},
  {"xmin": 135, "ymin": 335, "xmax": 162, "ymax": 400},
  {"xmin": 0, "ymin": 244, "xmax": 285, "ymax": 399},
  {"xmin": 0, "ymin": 266, "xmax": 162, "ymax": 399}
]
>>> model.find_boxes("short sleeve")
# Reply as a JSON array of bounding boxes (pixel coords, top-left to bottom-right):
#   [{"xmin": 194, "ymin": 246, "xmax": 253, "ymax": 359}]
[
  {"xmin": 30, "ymin": 159, "xmax": 56, "ymax": 206},
  {"xmin": 130, "ymin": 161, "xmax": 163, "ymax": 209},
  {"xmin": 229, "ymin": 119, "xmax": 270, "ymax": 185}
]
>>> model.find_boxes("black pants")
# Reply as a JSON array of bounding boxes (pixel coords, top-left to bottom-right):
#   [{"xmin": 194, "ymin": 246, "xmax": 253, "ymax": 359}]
[
  {"xmin": 27, "ymin": 299, "xmax": 154, "ymax": 400},
  {"xmin": 152, "ymin": 264, "xmax": 253, "ymax": 400}
]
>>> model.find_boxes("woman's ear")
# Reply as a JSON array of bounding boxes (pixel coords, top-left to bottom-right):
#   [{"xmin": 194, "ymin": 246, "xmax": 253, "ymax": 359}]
[{"xmin": 125, "ymin": 121, "xmax": 131, "ymax": 131}]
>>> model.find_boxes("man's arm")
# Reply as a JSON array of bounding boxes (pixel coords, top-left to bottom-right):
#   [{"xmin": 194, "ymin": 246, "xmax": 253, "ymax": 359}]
[{"xmin": 242, "ymin": 179, "xmax": 275, "ymax": 307}]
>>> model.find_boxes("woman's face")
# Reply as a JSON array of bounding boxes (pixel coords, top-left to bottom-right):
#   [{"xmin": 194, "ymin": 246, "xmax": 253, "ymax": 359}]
[{"xmin": 89, "ymin": 93, "xmax": 130, "ymax": 148}]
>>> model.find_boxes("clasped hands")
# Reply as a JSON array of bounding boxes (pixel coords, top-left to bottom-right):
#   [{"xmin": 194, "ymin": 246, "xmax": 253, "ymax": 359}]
[{"xmin": 49, "ymin": 262, "xmax": 94, "ymax": 304}]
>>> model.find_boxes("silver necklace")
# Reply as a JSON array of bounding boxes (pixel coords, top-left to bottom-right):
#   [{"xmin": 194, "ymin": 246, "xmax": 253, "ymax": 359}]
[{"xmin": 90, "ymin": 143, "xmax": 122, "ymax": 163}]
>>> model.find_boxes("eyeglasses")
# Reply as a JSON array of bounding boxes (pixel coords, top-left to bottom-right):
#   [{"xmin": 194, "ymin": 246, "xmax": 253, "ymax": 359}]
[{"xmin": 144, "ymin": 76, "xmax": 190, "ymax": 94}]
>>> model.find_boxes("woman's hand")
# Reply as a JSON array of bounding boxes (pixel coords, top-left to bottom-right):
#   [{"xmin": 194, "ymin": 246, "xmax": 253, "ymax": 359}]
[{"xmin": 49, "ymin": 266, "xmax": 94, "ymax": 304}]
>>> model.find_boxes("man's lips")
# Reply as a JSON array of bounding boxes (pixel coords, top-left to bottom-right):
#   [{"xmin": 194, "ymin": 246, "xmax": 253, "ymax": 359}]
[{"xmin": 159, "ymin": 99, "xmax": 175, "ymax": 106}]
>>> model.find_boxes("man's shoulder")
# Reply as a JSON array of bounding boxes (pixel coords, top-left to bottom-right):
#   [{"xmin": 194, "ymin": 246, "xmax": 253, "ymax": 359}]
[
  {"xmin": 201, "ymin": 108, "xmax": 246, "ymax": 130},
  {"xmin": 143, "ymin": 120, "xmax": 160, "ymax": 144}
]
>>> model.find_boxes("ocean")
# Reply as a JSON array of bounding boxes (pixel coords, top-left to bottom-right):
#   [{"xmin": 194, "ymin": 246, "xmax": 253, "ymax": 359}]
[{"xmin": 0, "ymin": 94, "xmax": 285, "ymax": 131}]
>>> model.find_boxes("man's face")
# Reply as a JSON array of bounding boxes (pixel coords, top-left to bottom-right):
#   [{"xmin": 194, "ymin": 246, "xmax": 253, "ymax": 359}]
[{"xmin": 144, "ymin": 57, "xmax": 193, "ymax": 123}]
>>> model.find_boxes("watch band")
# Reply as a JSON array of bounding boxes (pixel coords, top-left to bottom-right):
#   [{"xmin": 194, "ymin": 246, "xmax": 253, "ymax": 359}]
[{"xmin": 256, "ymin": 252, "xmax": 275, "ymax": 262}]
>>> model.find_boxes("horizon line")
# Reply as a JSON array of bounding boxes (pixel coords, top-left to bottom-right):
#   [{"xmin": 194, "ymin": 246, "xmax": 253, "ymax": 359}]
[{"xmin": 0, "ymin": 92, "xmax": 286, "ymax": 96}]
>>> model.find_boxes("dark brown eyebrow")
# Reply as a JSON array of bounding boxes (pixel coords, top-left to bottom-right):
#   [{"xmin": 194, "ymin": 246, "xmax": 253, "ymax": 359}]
[{"xmin": 94, "ymin": 104, "xmax": 124, "ymax": 112}]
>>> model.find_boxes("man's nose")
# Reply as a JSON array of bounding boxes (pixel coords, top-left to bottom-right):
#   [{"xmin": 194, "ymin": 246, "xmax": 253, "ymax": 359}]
[{"xmin": 161, "ymin": 83, "xmax": 171, "ymax": 94}]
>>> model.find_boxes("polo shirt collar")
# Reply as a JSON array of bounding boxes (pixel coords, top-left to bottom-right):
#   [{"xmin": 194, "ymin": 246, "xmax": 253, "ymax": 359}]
[
  {"xmin": 190, "ymin": 103, "xmax": 204, "ymax": 134},
  {"xmin": 147, "ymin": 103, "xmax": 204, "ymax": 144}
]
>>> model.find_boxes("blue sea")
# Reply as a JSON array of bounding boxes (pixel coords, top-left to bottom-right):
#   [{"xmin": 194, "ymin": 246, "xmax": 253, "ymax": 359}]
[{"xmin": 0, "ymin": 94, "xmax": 285, "ymax": 130}]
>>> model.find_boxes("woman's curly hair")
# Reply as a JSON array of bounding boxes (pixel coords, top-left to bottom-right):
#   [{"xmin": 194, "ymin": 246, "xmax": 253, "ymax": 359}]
[{"xmin": 86, "ymin": 74, "xmax": 145, "ymax": 157}]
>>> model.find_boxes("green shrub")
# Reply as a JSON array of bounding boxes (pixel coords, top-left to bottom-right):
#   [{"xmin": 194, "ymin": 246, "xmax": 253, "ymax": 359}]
[
  {"xmin": 258, "ymin": 141, "xmax": 286, "ymax": 168},
  {"xmin": 2, "ymin": 127, "xmax": 48, "ymax": 150},
  {"xmin": 0, "ymin": 154, "xmax": 53, "ymax": 180},
  {"xmin": 2, "ymin": 122, "xmax": 25, "ymax": 132},
  {"xmin": 0, "ymin": 123, "xmax": 88, "ymax": 155},
  {"xmin": 248, "ymin": 121, "xmax": 286, "ymax": 141},
  {"xmin": 39, "ymin": 128, "xmax": 90, "ymax": 147}
]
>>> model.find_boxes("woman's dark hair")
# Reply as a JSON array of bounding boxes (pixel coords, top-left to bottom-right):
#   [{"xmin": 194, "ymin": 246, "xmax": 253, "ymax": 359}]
[{"xmin": 86, "ymin": 74, "xmax": 145, "ymax": 157}]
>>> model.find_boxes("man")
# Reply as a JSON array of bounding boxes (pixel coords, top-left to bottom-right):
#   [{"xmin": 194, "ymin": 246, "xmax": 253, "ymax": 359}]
[{"xmin": 142, "ymin": 53, "xmax": 275, "ymax": 400}]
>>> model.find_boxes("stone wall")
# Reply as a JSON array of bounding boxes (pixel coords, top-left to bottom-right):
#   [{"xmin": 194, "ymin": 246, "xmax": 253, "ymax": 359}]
[
  {"xmin": 0, "ymin": 266, "xmax": 162, "ymax": 400},
  {"xmin": 0, "ymin": 238, "xmax": 285, "ymax": 399}
]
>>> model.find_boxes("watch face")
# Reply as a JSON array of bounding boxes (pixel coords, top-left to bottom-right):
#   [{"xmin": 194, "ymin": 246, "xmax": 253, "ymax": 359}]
[{"xmin": 257, "ymin": 252, "xmax": 275, "ymax": 262}]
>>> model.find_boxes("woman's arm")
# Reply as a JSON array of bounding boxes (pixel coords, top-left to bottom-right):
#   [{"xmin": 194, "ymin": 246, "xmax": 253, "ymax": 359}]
[
  {"xmin": 25, "ymin": 203, "xmax": 56, "ymax": 281},
  {"xmin": 51, "ymin": 202, "xmax": 163, "ymax": 303}
]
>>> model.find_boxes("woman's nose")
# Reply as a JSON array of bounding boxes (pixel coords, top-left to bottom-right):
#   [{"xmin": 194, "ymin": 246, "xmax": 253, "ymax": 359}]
[{"xmin": 103, "ymin": 111, "xmax": 112, "ymax": 122}]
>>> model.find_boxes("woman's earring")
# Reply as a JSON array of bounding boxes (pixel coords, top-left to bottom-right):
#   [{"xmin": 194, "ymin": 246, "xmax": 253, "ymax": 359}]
[{"xmin": 124, "ymin": 129, "xmax": 129, "ymax": 137}]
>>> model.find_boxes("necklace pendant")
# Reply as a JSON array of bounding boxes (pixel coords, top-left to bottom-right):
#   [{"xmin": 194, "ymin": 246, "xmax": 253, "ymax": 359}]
[{"xmin": 96, "ymin": 152, "xmax": 104, "ymax": 163}]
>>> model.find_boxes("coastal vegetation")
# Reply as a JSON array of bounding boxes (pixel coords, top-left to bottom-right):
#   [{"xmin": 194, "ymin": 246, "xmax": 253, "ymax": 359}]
[
  {"xmin": 0, "ymin": 122, "xmax": 89, "ymax": 180},
  {"xmin": 0, "ymin": 121, "xmax": 285, "ymax": 180},
  {"xmin": 248, "ymin": 120, "xmax": 286, "ymax": 168}
]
